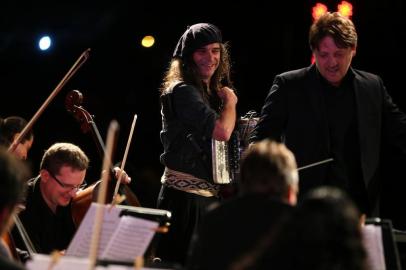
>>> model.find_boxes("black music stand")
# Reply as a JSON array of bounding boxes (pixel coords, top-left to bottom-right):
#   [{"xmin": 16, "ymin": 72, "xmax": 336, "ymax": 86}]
[
  {"xmin": 365, "ymin": 218, "xmax": 402, "ymax": 270},
  {"xmin": 393, "ymin": 228, "xmax": 406, "ymax": 270}
]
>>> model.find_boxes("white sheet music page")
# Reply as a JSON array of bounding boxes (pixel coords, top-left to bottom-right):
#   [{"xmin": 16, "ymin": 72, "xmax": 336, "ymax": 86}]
[
  {"xmin": 66, "ymin": 202, "xmax": 122, "ymax": 257},
  {"xmin": 26, "ymin": 253, "xmax": 90, "ymax": 270},
  {"xmin": 362, "ymin": 224, "xmax": 386, "ymax": 270},
  {"xmin": 101, "ymin": 215, "xmax": 158, "ymax": 261},
  {"xmin": 26, "ymin": 254, "xmax": 173, "ymax": 270}
]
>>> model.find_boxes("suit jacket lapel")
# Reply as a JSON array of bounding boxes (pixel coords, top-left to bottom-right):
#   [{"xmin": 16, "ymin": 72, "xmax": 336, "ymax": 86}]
[{"xmin": 352, "ymin": 67, "xmax": 382, "ymax": 189}]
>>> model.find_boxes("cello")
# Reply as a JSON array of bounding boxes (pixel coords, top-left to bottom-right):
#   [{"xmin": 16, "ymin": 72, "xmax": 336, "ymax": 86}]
[{"xmin": 65, "ymin": 89, "xmax": 141, "ymax": 228}]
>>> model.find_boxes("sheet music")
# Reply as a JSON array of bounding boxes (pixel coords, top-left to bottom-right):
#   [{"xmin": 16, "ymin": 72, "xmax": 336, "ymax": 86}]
[
  {"xmin": 26, "ymin": 254, "xmax": 90, "ymax": 270},
  {"xmin": 362, "ymin": 224, "xmax": 386, "ymax": 270},
  {"xmin": 66, "ymin": 203, "xmax": 122, "ymax": 257},
  {"xmin": 101, "ymin": 215, "xmax": 158, "ymax": 261},
  {"xmin": 26, "ymin": 254, "xmax": 173, "ymax": 270},
  {"xmin": 103, "ymin": 266, "xmax": 172, "ymax": 270},
  {"xmin": 66, "ymin": 202, "xmax": 159, "ymax": 261}
]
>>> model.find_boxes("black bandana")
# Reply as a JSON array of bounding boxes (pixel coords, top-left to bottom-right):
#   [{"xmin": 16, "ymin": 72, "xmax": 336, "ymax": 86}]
[{"xmin": 173, "ymin": 23, "xmax": 222, "ymax": 58}]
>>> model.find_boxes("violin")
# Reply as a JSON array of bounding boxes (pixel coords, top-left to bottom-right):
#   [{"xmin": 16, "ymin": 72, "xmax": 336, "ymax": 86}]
[
  {"xmin": 65, "ymin": 90, "xmax": 141, "ymax": 228},
  {"xmin": 70, "ymin": 185, "xmax": 97, "ymax": 228}
]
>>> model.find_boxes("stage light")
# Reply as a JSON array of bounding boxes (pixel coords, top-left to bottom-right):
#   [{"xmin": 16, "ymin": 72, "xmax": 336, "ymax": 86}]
[
  {"xmin": 312, "ymin": 3, "xmax": 328, "ymax": 21},
  {"xmin": 38, "ymin": 35, "xmax": 52, "ymax": 51},
  {"xmin": 141, "ymin": 35, "xmax": 155, "ymax": 48},
  {"xmin": 337, "ymin": 1, "xmax": 353, "ymax": 18}
]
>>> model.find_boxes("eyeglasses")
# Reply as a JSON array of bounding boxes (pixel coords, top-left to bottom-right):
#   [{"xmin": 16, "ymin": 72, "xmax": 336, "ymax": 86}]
[{"xmin": 48, "ymin": 170, "xmax": 87, "ymax": 192}]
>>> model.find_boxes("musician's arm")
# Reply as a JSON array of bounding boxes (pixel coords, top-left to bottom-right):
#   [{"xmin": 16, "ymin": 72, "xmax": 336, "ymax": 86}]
[{"xmin": 213, "ymin": 87, "xmax": 237, "ymax": 141}]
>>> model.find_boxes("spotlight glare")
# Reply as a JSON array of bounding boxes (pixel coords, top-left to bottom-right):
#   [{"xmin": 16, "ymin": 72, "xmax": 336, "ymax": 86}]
[
  {"xmin": 338, "ymin": 1, "xmax": 353, "ymax": 18},
  {"xmin": 312, "ymin": 3, "xmax": 328, "ymax": 21},
  {"xmin": 38, "ymin": 36, "xmax": 52, "ymax": 51},
  {"xmin": 141, "ymin": 35, "xmax": 155, "ymax": 48}
]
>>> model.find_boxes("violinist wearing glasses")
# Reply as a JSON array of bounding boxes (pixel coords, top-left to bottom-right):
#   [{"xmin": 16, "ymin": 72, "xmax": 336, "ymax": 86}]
[{"xmin": 14, "ymin": 142, "xmax": 131, "ymax": 254}]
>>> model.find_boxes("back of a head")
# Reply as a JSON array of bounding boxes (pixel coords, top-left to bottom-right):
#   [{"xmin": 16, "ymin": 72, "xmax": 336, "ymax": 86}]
[
  {"xmin": 265, "ymin": 187, "xmax": 367, "ymax": 270},
  {"xmin": 0, "ymin": 147, "xmax": 29, "ymax": 216},
  {"xmin": 240, "ymin": 139, "xmax": 298, "ymax": 198},
  {"xmin": 298, "ymin": 187, "xmax": 363, "ymax": 249},
  {"xmin": 309, "ymin": 11, "xmax": 358, "ymax": 50},
  {"xmin": 0, "ymin": 116, "xmax": 33, "ymax": 146},
  {"xmin": 40, "ymin": 142, "xmax": 89, "ymax": 175},
  {"xmin": 302, "ymin": 186, "xmax": 361, "ymax": 224}
]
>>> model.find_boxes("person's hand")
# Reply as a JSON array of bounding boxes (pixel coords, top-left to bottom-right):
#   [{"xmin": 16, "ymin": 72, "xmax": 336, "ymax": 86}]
[
  {"xmin": 217, "ymin": 86, "xmax": 237, "ymax": 107},
  {"xmin": 113, "ymin": 167, "xmax": 131, "ymax": 184}
]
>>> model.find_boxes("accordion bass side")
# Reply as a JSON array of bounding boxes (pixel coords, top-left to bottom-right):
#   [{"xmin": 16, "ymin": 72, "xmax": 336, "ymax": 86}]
[{"xmin": 212, "ymin": 112, "xmax": 259, "ymax": 184}]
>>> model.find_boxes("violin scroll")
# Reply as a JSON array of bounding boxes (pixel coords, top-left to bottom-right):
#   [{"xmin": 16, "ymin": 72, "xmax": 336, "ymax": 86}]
[
  {"xmin": 65, "ymin": 90, "xmax": 94, "ymax": 134},
  {"xmin": 65, "ymin": 90, "xmax": 83, "ymax": 112}
]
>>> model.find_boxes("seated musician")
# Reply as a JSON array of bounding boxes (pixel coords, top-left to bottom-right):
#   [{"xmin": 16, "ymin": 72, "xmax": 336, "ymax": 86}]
[
  {"xmin": 0, "ymin": 116, "xmax": 34, "ymax": 160},
  {"xmin": 0, "ymin": 147, "xmax": 30, "ymax": 270},
  {"xmin": 13, "ymin": 142, "xmax": 131, "ymax": 255},
  {"xmin": 187, "ymin": 139, "xmax": 299, "ymax": 270}
]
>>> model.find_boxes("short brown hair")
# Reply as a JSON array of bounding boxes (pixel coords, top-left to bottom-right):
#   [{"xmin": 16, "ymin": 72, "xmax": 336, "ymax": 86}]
[
  {"xmin": 40, "ymin": 142, "xmax": 89, "ymax": 175},
  {"xmin": 309, "ymin": 12, "xmax": 357, "ymax": 51}
]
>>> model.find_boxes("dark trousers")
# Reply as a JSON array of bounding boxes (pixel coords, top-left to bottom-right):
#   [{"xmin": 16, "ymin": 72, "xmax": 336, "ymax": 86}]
[{"xmin": 155, "ymin": 185, "xmax": 219, "ymax": 266}]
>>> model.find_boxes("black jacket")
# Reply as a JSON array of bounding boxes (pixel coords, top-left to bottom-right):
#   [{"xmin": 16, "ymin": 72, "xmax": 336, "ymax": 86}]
[
  {"xmin": 251, "ymin": 65, "xmax": 406, "ymax": 215},
  {"xmin": 160, "ymin": 82, "xmax": 218, "ymax": 182}
]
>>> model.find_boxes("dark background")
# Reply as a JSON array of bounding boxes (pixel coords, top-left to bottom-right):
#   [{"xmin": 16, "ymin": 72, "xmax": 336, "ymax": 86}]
[{"xmin": 1, "ymin": 0, "xmax": 405, "ymax": 227}]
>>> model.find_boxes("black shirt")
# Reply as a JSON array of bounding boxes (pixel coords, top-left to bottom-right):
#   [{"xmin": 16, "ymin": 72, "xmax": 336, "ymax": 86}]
[
  {"xmin": 320, "ymin": 71, "xmax": 369, "ymax": 214},
  {"xmin": 15, "ymin": 176, "xmax": 76, "ymax": 254}
]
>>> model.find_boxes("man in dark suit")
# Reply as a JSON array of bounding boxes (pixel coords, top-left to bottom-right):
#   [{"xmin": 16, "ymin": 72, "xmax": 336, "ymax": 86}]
[
  {"xmin": 0, "ymin": 148, "xmax": 29, "ymax": 270},
  {"xmin": 250, "ymin": 12, "xmax": 406, "ymax": 217},
  {"xmin": 187, "ymin": 139, "xmax": 298, "ymax": 270}
]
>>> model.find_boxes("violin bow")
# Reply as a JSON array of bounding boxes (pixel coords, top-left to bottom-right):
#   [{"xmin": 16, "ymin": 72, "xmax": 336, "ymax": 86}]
[
  {"xmin": 112, "ymin": 114, "xmax": 138, "ymax": 205},
  {"xmin": 8, "ymin": 48, "xmax": 91, "ymax": 153},
  {"xmin": 88, "ymin": 120, "xmax": 119, "ymax": 270},
  {"xmin": 297, "ymin": 158, "xmax": 334, "ymax": 171}
]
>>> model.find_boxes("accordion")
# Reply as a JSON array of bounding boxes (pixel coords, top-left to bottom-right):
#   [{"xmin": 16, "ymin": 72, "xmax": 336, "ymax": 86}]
[{"xmin": 212, "ymin": 111, "xmax": 259, "ymax": 184}]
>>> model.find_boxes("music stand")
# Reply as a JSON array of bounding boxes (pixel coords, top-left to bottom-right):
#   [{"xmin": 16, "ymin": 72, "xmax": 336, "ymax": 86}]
[
  {"xmin": 120, "ymin": 204, "xmax": 171, "ymax": 262},
  {"xmin": 365, "ymin": 218, "xmax": 402, "ymax": 270}
]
